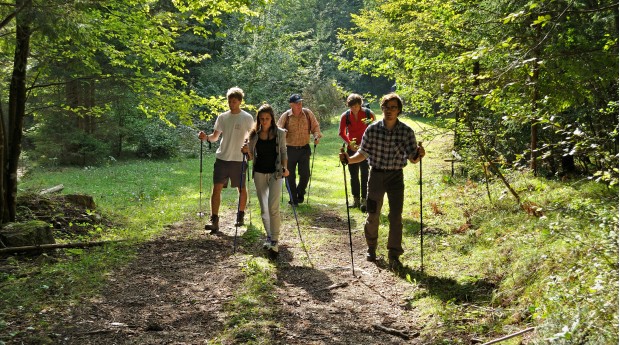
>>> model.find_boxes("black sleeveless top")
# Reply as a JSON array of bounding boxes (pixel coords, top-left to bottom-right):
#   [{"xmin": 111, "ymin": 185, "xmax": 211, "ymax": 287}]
[{"xmin": 254, "ymin": 137, "xmax": 277, "ymax": 173}]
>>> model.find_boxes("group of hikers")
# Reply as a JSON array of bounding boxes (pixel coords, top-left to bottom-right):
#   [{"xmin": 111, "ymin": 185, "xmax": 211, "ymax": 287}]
[{"xmin": 197, "ymin": 87, "xmax": 425, "ymax": 270}]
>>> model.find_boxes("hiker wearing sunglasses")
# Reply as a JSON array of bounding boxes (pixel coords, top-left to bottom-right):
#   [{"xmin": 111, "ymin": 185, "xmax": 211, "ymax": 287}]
[
  {"xmin": 241, "ymin": 104, "xmax": 289, "ymax": 256},
  {"xmin": 339, "ymin": 93, "xmax": 425, "ymax": 270},
  {"xmin": 198, "ymin": 87, "xmax": 254, "ymax": 233},
  {"xmin": 338, "ymin": 93, "xmax": 376, "ymax": 212}
]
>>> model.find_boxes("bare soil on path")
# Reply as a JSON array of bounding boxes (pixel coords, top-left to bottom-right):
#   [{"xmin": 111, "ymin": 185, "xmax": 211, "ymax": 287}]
[{"xmin": 51, "ymin": 210, "xmax": 428, "ymax": 345}]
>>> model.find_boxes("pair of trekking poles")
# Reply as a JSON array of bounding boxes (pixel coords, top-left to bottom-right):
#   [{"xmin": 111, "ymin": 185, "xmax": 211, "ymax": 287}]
[
  {"xmin": 197, "ymin": 140, "xmax": 251, "ymax": 254},
  {"xmin": 198, "ymin": 139, "xmax": 311, "ymax": 260}
]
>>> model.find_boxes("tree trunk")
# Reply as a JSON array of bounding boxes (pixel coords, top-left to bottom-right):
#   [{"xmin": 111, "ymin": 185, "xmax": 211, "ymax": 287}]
[
  {"xmin": 530, "ymin": 62, "xmax": 539, "ymax": 176},
  {"xmin": 529, "ymin": 25, "xmax": 542, "ymax": 176},
  {"xmin": 3, "ymin": 0, "xmax": 32, "ymax": 224},
  {"xmin": 469, "ymin": 61, "xmax": 521, "ymax": 205}
]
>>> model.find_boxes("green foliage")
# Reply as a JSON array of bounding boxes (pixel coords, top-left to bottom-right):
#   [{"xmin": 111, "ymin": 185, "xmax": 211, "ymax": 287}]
[
  {"xmin": 302, "ymin": 79, "xmax": 347, "ymax": 123},
  {"xmin": 25, "ymin": 114, "xmax": 111, "ymax": 166},
  {"xmin": 193, "ymin": 0, "xmax": 378, "ymax": 114},
  {"xmin": 135, "ymin": 121, "xmax": 180, "ymax": 159},
  {"xmin": 337, "ymin": 0, "xmax": 618, "ymax": 184}
]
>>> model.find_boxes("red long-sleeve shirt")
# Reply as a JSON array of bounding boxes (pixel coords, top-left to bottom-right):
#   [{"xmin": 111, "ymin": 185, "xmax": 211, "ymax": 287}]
[{"xmin": 339, "ymin": 108, "xmax": 375, "ymax": 152}]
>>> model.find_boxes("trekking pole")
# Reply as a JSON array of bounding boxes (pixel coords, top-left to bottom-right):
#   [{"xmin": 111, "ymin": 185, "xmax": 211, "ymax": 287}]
[
  {"xmin": 340, "ymin": 144, "xmax": 355, "ymax": 276},
  {"xmin": 234, "ymin": 153, "xmax": 248, "ymax": 254},
  {"xmin": 198, "ymin": 140, "xmax": 204, "ymax": 217},
  {"xmin": 198, "ymin": 139, "xmax": 212, "ymax": 218},
  {"xmin": 247, "ymin": 158, "xmax": 252, "ymax": 226},
  {"xmin": 418, "ymin": 142, "xmax": 424, "ymax": 272},
  {"xmin": 285, "ymin": 177, "xmax": 313, "ymax": 267},
  {"xmin": 306, "ymin": 143, "xmax": 317, "ymax": 204}
]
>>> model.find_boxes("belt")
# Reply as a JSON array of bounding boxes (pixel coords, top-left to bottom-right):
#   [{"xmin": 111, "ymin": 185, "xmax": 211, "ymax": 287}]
[
  {"xmin": 372, "ymin": 168, "xmax": 403, "ymax": 172},
  {"xmin": 287, "ymin": 144, "xmax": 309, "ymax": 149}
]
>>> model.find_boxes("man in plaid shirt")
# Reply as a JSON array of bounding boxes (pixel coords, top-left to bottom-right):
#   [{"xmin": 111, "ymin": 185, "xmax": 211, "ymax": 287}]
[{"xmin": 339, "ymin": 93, "xmax": 425, "ymax": 270}]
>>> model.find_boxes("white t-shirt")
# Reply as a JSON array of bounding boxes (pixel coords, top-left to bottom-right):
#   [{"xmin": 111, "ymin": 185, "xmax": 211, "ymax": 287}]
[{"xmin": 214, "ymin": 110, "xmax": 254, "ymax": 162}]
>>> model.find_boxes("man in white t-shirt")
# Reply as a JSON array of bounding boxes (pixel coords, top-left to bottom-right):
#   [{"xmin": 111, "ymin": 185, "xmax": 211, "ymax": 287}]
[{"xmin": 198, "ymin": 87, "xmax": 254, "ymax": 232}]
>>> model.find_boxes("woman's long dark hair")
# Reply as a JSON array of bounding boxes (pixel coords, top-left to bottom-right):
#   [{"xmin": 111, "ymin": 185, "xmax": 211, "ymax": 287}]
[{"xmin": 250, "ymin": 104, "xmax": 277, "ymax": 140}]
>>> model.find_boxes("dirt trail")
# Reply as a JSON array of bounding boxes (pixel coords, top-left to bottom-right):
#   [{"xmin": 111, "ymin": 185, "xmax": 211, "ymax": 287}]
[{"xmin": 53, "ymin": 210, "xmax": 425, "ymax": 345}]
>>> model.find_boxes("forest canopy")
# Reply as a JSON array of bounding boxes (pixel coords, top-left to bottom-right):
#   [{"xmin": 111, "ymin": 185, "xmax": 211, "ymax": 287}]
[{"xmin": 0, "ymin": 0, "xmax": 617, "ymax": 214}]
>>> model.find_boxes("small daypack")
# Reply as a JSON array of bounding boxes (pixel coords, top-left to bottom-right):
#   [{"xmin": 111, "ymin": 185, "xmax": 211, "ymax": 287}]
[{"xmin": 345, "ymin": 107, "xmax": 372, "ymax": 127}]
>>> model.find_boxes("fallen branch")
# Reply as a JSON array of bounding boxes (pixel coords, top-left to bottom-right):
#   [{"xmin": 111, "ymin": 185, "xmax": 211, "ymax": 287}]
[
  {"xmin": 372, "ymin": 324, "xmax": 412, "ymax": 340},
  {"xmin": 480, "ymin": 327, "xmax": 536, "ymax": 345},
  {"xmin": 315, "ymin": 281, "xmax": 348, "ymax": 292},
  {"xmin": 40, "ymin": 184, "xmax": 64, "ymax": 195},
  {"xmin": 0, "ymin": 240, "xmax": 125, "ymax": 255}
]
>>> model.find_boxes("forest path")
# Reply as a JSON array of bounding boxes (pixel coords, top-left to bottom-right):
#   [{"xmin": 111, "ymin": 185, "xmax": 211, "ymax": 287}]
[
  {"xmin": 52, "ymin": 118, "xmax": 445, "ymax": 344},
  {"xmin": 54, "ymin": 208, "xmax": 427, "ymax": 344}
]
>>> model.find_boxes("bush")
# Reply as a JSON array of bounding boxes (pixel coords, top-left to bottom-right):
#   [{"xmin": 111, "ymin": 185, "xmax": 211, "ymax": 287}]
[
  {"xmin": 302, "ymin": 80, "xmax": 347, "ymax": 121},
  {"xmin": 135, "ymin": 121, "xmax": 180, "ymax": 159}
]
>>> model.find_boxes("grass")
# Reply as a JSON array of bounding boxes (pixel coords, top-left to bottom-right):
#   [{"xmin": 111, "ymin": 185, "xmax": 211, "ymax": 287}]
[
  {"xmin": 2, "ymin": 114, "xmax": 618, "ymax": 344},
  {"xmin": 209, "ymin": 255, "xmax": 279, "ymax": 345}
]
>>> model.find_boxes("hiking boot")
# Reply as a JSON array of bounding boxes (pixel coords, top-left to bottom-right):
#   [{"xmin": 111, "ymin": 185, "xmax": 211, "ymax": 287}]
[
  {"xmin": 388, "ymin": 256, "xmax": 403, "ymax": 271},
  {"xmin": 297, "ymin": 194, "xmax": 304, "ymax": 203},
  {"xmin": 263, "ymin": 236, "xmax": 272, "ymax": 250},
  {"xmin": 234, "ymin": 211, "xmax": 245, "ymax": 227},
  {"xmin": 288, "ymin": 200, "xmax": 298, "ymax": 207},
  {"xmin": 204, "ymin": 215, "xmax": 219, "ymax": 233},
  {"xmin": 360, "ymin": 198, "xmax": 367, "ymax": 212},
  {"xmin": 349, "ymin": 197, "xmax": 361, "ymax": 209},
  {"xmin": 269, "ymin": 241, "xmax": 279, "ymax": 254},
  {"xmin": 366, "ymin": 247, "xmax": 376, "ymax": 262}
]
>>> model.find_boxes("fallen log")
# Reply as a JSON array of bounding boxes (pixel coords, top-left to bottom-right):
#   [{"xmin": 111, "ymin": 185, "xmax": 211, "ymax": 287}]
[
  {"xmin": 0, "ymin": 240, "xmax": 125, "ymax": 255},
  {"xmin": 40, "ymin": 184, "xmax": 64, "ymax": 195}
]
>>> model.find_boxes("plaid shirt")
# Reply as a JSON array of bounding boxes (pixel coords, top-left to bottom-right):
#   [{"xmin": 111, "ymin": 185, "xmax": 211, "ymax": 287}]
[{"xmin": 359, "ymin": 119, "xmax": 418, "ymax": 170}]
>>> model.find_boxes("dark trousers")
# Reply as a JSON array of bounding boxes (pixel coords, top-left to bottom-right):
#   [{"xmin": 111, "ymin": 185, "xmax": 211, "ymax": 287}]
[
  {"xmin": 286, "ymin": 144, "xmax": 311, "ymax": 203},
  {"xmin": 347, "ymin": 149, "xmax": 369, "ymax": 199},
  {"xmin": 364, "ymin": 169, "xmax": 405, "ymax": 258}
]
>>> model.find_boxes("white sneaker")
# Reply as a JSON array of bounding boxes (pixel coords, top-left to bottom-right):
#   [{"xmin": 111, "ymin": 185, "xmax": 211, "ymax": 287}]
[{"xmin": 263, "ymin": 237, "xmax": 271, "ymax": 249}]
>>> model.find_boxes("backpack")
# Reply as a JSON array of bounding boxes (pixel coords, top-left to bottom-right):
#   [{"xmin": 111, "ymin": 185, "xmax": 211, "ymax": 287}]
[{"xmin": 345, "ymin": 107, "xmax": 372, "ymax": 127}]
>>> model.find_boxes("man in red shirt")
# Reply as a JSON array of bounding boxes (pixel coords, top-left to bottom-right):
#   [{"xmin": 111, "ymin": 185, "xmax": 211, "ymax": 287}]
[{"xmin": 338, "ymin": 93, "xmax": 376, "ymax": 212}]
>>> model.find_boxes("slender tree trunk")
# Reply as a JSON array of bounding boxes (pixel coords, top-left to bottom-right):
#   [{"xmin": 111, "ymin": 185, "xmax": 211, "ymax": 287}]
[
  {"xmin": 530, "ymin": 60, "xmax": 540, "ymax": 176},
  {"xmin": 468, "ymin": 61, "xmax": 521, "ymax": 205},
  {"xmin": 4, "ymin": 0, "xmax": 32, "ymax": 224},
  {"xmin": 529, "ymin": 23, "xmax": 542, "ymax": 176}
]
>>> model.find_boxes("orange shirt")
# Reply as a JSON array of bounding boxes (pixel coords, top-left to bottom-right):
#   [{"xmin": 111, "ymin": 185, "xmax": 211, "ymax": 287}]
[{"xmin": 277, "ymin": 108, "xmax": 322, "ymax": 146}]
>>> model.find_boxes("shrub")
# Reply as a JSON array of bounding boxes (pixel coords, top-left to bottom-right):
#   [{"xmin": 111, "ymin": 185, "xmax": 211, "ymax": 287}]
[{"xmin": 135, "ymin": 121, "xmax": 180, "ymax": 159}]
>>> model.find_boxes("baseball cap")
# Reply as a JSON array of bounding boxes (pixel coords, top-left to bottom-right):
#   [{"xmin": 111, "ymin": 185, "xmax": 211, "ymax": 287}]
[{"xmin": 289, "ymin": 94, "xmax": 303, "ymax": 103}]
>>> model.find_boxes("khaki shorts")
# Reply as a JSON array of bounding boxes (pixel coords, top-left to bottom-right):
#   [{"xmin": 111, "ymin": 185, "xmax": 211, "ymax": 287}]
[{"xmin": 213, "ymin": 159, "xmax": 246, "ymax": 188}]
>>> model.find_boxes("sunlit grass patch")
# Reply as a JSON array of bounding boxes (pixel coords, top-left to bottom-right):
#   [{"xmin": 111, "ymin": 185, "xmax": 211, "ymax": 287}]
[{"xmin": 210, "ymin": 256, "xmax": 279, "ymax": 345}]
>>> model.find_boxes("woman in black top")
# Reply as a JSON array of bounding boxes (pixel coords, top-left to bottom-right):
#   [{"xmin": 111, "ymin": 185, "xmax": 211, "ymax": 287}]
[{"xmin": 242, "ymin": 104, "xmax": 289, "ymax": 255}]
